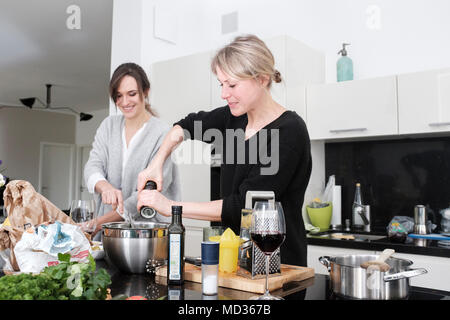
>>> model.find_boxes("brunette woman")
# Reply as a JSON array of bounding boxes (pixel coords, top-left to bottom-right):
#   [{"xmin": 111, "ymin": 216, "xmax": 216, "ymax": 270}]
[{"xmin": 84, "ymin": 63, "xmax": 181, "ymax": 239}]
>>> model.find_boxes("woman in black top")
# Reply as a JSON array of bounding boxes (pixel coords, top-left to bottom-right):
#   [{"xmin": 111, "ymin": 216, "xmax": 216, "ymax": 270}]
[{"xmin": 137, "ymin": 34, "xmax": 312, "ymax": 266}]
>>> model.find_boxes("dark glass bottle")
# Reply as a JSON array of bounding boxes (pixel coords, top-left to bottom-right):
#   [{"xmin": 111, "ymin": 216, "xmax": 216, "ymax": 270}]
[
  {"xmin": 167, "ymin": 205, "xmax": 185, "ymax": 285},
  {"xmin": 140, "ymin": 180, "xmax": 157, "ymax": 219}
]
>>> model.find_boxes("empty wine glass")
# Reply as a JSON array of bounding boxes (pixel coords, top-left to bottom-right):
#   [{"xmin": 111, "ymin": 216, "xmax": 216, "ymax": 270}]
[
  {"xmin": 70, "ymin": 200, "xmax": 97, "ymax": 234},
  {"xmin": 250, "ymin": 201, "xmax": 286, "ymax": 300}
]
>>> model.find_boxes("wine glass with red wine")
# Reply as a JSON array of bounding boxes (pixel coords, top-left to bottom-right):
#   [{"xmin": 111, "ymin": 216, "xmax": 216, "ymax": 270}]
[{"xmin": 250, "ymin": 201, "xmax": 286, "ymax": 300}]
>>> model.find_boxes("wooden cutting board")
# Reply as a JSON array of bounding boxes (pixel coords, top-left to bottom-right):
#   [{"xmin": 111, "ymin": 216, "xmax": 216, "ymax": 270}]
[{"xmin": 156, "ymin": 263, "xmax": 314, "ymax": 294}]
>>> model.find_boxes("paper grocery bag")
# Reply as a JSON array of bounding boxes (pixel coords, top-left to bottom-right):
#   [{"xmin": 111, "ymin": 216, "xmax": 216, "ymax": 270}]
[{"xmin": 1, "ymin": 180, "xmax": 76, "ymax": 271}]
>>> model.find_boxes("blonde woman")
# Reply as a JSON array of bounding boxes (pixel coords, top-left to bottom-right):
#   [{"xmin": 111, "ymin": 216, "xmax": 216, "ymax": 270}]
[{"xmin": 137, "ymin": 35, "xmax": 311, "ymax": 266}]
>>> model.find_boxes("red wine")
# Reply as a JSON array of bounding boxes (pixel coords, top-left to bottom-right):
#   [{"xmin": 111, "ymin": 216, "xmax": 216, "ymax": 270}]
[{"xmin": 250, "ymin": 232, "xmax": 286, "ymax": 254}]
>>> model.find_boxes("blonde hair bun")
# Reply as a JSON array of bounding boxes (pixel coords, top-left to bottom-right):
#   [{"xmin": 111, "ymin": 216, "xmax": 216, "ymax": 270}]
[
  {"xmin": 273, "ymin": 70, "xmax": 282, "ymax": 83},
  {"xmin": 211, "ymin": 34, "xmax": 282, "ymax": 88}
]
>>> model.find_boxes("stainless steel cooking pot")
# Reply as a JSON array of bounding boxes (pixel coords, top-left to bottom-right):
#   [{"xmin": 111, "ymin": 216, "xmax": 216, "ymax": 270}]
[
  {"xmin": 319, "ymin": 254, "xmax": 428, "ymax": 300},
  {"xmin": 102, "ymin": 222, "xmax": 169, "ymax": 274}
]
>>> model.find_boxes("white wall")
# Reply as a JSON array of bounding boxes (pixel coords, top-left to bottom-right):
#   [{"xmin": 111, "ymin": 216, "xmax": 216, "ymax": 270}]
[
  {"xmin": 133, "ymin": 0, "xmax": 450, "ymax": 83},
  {"xmin": 0, "ymin": 106, "xmax": 106, "ymax": 205},
  {"xmin": 76, "ymin": 108, "xmax": 109, "ymax": 146},
  {"xmin": 0, "ymin": 108, "xmax": 76, "ymax": 188},
  {"xmin": 109, "ymin": 0, "xmax": 144, "ymax": 115}
]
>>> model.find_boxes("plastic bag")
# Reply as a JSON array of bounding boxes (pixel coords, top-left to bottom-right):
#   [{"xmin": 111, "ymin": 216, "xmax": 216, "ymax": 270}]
[
  {"xmin": 386, "ymin": 215, "xmax": 437, "ymax": 242},
  {"xmin": 0, "ymin": 180, "xmax": 78, "ymax": 271},
  {"xmin": 321, "ymin": 175, "xmax": 335, "ymax": 203},
  {"xmin": 387, "ymin": 217, "xmax": 411, "ymax": 243},
  {"xmin": 14, "ymin": 221, "xmax": 91, "ymax": 273},
  {"xmin": 308, "ymin": 175, "xmax": 335, "ymax": 209}
]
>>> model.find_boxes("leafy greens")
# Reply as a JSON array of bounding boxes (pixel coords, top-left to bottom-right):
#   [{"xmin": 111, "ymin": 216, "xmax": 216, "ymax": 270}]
[{"xmin": 0, "ymin": 253, "xmax": 111, "ymax": 300}]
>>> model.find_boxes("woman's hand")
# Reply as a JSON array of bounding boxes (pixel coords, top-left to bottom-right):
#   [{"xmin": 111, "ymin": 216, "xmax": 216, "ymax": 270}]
[
  {"xmin": 90, "ymin": 220, "xmax": 103, "ymax": 239},
  {"xmin": 137, "ymin": 189, "xmax": 175, "ymax": 217},
  {"xmin": 88, "ymin": 209, "xmax": 124, "ymax": 239},
  {"xmin": 95, "ymin": 181, "xmax": 123, "ymax": 214},
  {"xmin": 137, "ymin": 158, "xmax": 164, "ymax": 192}
]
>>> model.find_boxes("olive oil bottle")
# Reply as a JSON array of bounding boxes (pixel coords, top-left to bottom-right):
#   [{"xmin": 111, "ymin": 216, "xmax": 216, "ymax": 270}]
[{"xmin": 167, "ymin": 205, "xmax": 185, "ymax": 285}]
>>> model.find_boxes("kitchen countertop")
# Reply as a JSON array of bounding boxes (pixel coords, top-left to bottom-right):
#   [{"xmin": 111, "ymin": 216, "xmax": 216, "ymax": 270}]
[
  {"xmin": 307, "ymin": 228, "xmax": 450, "ymax": 258},
  {"xmin": 97, "ymin": 257, "xmax": 450, "ymax": 300}
]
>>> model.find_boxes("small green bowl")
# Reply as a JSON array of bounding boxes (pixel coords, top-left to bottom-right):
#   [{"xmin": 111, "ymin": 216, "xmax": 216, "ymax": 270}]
[{"xmin": 306, "ymin": 203, "xmax": 333, "ymax": 232}]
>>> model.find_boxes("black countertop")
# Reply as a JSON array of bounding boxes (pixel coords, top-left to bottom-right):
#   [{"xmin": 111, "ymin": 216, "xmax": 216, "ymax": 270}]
[
  {"xmin": 97, "ymin": 257, "xmax": 450, "ymax": 300},
  {"xmin": 307, "ymin": 228, "xmax": 450, "ymax": 258}
]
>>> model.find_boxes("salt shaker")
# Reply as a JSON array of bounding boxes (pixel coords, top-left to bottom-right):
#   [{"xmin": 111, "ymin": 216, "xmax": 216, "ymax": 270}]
[{"xmin": 201, "ymin": 241, "xmax": 219, "ymax": 296}]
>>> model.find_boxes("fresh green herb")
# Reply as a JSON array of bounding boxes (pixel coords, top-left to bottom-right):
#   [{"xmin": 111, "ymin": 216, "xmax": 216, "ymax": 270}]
[{"xmin": 0, "ymin": 253, "xmax": 111, "ymax": 300}]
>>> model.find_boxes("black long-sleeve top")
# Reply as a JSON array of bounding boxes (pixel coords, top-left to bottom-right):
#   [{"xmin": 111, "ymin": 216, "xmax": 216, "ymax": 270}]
[{"xmin": 175, "ymin": 106, "xmax": 312, "ymax": 266}]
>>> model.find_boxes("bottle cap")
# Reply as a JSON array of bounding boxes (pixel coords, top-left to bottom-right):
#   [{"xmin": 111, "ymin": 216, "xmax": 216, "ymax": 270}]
[
  {"xmin": 338, "ymin": 43, "xmax": 350, "ymax": 56},
  {"xmin": 171, "ymin": 205, "xmax": 182, "ymax": 215},
  {"xmin": 201, "ymin": 241, "xmax": 219, "ymax": 265},
  {"xmin": 144, "ymin": 181, "xmax": 157, "ymax": 190}
]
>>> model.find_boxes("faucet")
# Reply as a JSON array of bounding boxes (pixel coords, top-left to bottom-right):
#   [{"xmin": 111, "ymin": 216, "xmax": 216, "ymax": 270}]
[{"xmin": 353, "ymin": 204, "xmax": 371, "ymax": 232}]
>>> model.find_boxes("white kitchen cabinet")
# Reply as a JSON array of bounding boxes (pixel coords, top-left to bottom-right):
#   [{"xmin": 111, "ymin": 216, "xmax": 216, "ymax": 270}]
[
  {"xmin": 151, "ymin": 51, "xmax": 213, "ymax": 257},
  {"xmin": 150, "ymin": 50, "xmax": 214, "ymax": 124},
  {"xmin": 267, "ymin": 35, "xmax": 326, "ymax": 120},
  {"xmin": 398, "ymin": 68, "xmax": 450, "ymax": 134},
  {"xmin": 380, "ymin": 251, "xmax": 450, "ymax": 292},
  {"xmin": 308, "ymin": 245, "xmax": 376, "ymax": 275},
  {"xmin": 306, "ymin": 76, "xmax": 398, "ymax": 140}
]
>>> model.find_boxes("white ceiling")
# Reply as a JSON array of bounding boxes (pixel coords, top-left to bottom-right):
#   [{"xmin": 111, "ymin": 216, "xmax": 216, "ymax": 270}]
[{"xmin": 0, "ymin": 0, "xmax": 113, "ymax": 113}]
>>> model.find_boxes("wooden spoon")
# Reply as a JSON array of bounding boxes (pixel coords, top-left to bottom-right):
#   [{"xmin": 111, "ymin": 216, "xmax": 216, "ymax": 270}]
[{"xmin": 360, "ymin": 248, "xmax": 395, "ymax": 272}]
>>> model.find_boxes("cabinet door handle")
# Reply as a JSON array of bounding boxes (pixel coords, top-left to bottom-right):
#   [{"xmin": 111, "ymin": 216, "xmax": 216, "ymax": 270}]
[
  {"xmin": 428, "ymin": 122, "xmax": 450, "ymax": 127},
  {"xmin": 329, "ymin": 128, "xmax": 367, "ymax": 133}
]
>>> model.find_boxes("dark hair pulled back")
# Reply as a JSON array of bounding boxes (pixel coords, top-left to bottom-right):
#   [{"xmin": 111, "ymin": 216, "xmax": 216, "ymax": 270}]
[{"xmin": 109, "ymin": 62, "xmax": 156, "ymax": 116}]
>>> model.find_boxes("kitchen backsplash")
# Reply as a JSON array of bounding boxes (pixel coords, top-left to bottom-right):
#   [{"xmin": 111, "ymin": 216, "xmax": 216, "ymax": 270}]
[{"xmin": 325, "ymin": 136, "xmax": 450, "ymax": 232}]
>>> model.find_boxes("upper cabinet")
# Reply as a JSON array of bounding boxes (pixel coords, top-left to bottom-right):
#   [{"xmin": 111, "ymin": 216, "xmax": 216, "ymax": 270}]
[
  {"xmin": 150, "ymin": 50, "xmax": 214, "ymax": 124},
  {"xmin": 150, "ymin": 51, "xmax": 213, "ymax": 232},
  {"xmin": 267, "ymin": 36, "xmax": 325, "ymax": 120},
  {"xmin": 398, "ymin": 68, "xmax": 450, "ymax": 134},
  {"xmin": 306, "ymin": 76, "xmax": 398, "ymax": 140},
  {"xmin": 306, "ymin": 67, "xmax": 450, "ymax": 140}
]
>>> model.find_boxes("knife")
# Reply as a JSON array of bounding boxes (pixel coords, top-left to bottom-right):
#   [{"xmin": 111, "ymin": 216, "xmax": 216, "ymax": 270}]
[{"xmin": 185, "ymin": 256, "xmax": 202, "ymax": 266}]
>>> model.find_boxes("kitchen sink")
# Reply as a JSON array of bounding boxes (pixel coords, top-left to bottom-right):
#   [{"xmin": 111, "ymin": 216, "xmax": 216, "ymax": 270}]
[{"xmin": 308, "ymin": 231, "xmax": 387, "ymax": 241}]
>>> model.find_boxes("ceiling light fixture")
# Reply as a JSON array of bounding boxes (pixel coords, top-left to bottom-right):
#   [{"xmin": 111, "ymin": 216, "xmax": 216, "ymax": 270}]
[{"xmin": 0, "ymin": 84, "xmax": 93, "ymax": 121}]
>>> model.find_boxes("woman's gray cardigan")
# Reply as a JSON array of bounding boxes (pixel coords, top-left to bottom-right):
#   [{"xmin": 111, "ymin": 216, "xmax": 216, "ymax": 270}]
[{"xmin": 84, "ymin": 115, "xmax": 181, "ymax": 224}]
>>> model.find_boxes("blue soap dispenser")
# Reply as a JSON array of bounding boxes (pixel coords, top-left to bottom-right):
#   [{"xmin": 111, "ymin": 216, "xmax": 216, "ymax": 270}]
[{"xmin": 337, "ymin": 43, "xmax": 353, "ymax": 82}]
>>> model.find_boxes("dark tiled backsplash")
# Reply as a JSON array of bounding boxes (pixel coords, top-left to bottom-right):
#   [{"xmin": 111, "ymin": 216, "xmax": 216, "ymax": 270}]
[{"xmin": 325, "ymin": 136, "xmax": 450, "ymax": 232}]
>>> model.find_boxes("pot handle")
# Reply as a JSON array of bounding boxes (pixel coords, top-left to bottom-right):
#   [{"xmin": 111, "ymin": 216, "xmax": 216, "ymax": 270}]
[
  {"xmin": 384, "ymin": 268, "xmax": 428, "ymax": 282},
  {"xmin": 319, "ymin": 256, "xmax": 331, "ymax": 272}
]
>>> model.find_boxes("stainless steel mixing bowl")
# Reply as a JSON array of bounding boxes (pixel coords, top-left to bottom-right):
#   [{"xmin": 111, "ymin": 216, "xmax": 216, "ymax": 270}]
[{"xmin": 102, "ymin": 222, "xmax": 169, "ymax": 274}]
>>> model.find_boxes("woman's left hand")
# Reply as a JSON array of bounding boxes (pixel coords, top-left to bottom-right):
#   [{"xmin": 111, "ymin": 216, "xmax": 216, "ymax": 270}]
[{"xmin": 137, "ymin": 190, "xmax": 175, "ymax": 217}]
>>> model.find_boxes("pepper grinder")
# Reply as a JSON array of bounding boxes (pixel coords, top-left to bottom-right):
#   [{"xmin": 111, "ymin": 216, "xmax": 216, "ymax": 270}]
[{"xmin": 140, "ymin": 180, "xmax": 157, "ymax": 219}]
